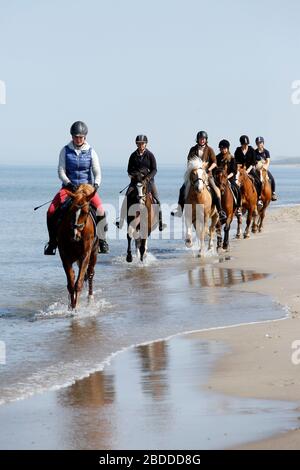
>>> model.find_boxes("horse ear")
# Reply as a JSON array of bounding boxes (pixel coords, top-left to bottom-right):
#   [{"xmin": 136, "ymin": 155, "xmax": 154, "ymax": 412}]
[
  {"xmin": 86, "ymin": 189, "xmax": 97, "ymax": 202},
  {"xmin": 64, "ymin": 189, "xmax": 76, "ymax": 198}
]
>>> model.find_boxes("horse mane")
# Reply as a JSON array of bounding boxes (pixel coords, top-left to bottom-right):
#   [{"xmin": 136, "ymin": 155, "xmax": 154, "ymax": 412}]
[
  {"xmin": 76, "ymin": 184, "xmax": 95, "ymax": 197},
  {"xmin": 184, "ymin": 158, "xmax": 204, "ymax": 200}
]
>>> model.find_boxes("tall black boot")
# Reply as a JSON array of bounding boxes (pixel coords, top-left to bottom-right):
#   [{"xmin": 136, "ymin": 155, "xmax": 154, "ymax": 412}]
[
  {"xmin": 213, "ymin": 195, "xmax": 227, "ymax": 225},
  {"xmin": 158, "ymin": 208, "xmax": 167, "ymax": 231},
  {"xmin": 96, "ymin": 213, "xmax": 109, "ymax": 254},
  {"xmin": 171, "ymin": 184, "xmax": 185, "ymax": 217},
  {"xmin": 44, "ymin": 215, "xmax": 57, "ymax": 255}
]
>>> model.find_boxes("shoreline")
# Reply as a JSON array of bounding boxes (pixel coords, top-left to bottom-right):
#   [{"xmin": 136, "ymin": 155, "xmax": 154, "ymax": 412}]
[{"xmin": 191, "ymin": 205, "xmax": 300, "ymax": 449}]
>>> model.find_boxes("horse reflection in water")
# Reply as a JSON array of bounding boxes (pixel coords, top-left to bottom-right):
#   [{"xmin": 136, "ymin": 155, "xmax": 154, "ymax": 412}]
[{"xmin": 188, "ymin": 266, "xmax": 267, "ymax": 288}]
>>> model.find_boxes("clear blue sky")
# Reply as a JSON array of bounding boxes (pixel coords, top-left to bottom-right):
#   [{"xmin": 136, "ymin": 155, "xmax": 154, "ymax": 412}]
[{"xmin": 1, "ymin": 0, "xmax": 300, "ymax": 165}]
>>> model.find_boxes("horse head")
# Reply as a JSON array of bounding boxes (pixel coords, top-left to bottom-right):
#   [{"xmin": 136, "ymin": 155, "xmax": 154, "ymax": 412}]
[
  {"xmin": 215, "ymin": 168, "xmax": 228, "ymax": 195},
  {"xmin": 64, "ymin": 184, "xmax": 96, "ymax": 242}
]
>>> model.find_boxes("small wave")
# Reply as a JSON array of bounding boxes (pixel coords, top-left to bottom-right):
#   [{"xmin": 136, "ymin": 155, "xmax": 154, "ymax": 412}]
[
  {"xmin": 35, "ymin": 295, "xmax": 112, "ymax": 320},
  {"xmin": 112, "ymin": 252, "xmax": 158, "ymax": 267}
]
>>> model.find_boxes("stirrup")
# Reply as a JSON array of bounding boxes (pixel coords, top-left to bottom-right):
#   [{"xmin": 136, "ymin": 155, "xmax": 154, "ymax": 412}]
[
  {"xmin": 159, "ymin": 222, "xmax": 167, "ymax": 231},
  {"xmin": 271, "ymin": 193, "xmax": 277, "ymax": 201},
  {"xmin": 257, "ymin": 199, "xmax": 263, "ymax": 207},
  {"xmin": 236, "ymin": 208, "xmax": 242, "ymax": 217},
  {"xmin": 171, "ymin": 206, "xmax": 183, "ymax": 217},
  {"xmin": 44, "ymin": 242, "xmax": 56, "ymax": 255},
  {"xmin": 98, "ymin": 239, "xmax": 109, "ymax": 254},
  {"xmin": 114, "ymin": 219, "xmax": 123, "ymax": 229}
]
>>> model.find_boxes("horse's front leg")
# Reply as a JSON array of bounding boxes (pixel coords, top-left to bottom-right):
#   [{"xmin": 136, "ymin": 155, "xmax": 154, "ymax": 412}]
[
  {"xmin": 244, "ymin": 209, "xmax": 252, "ymax": 239},
  {"xmin": 185, "ymin": 208, "xmax": 193, "ymax": 248},
  {"xmin": 236, "ymin": 209, "xmax": 242, "ymax": 239},
  {"xmin": 223, "ymin": 222, "xmax": 231, "ymax": 250},
  {"xmin": 258, "ymin": 207, "xmax": 266, "ymax": 232},
  {"xmin": 86, "ymin": 246, "xmax": 97, "ymax": 303},
  {"xmin": 62, "ymin": 260, "xmax": 76, "ymax": 309},
  {"xmin": 126, "ymin": 232, "xmax": 133, "ymax": 262},
  {"xmin": 75, "ymin": 253, "xmax": 91, "ymax": 308},
  {"xmin": 208, "ymin": 211, "xmax": 218, "ymax": 251}
]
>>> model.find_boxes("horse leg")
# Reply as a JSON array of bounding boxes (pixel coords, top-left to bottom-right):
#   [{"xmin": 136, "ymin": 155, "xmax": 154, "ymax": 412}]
[
  {"xmin": 139, "ymin": 239, "xmax": 146, "ymax": 262},
  {"xmin": 216, "ymin": 220, "xmax": 222, "ymax": 250},
  {"xmin": 74, "ymin": 253, "xmax": 91, "ymax": 309},
  {"xmin": 258, "ymin": 207, "xmax": 265, "ymax": 232},
  {"xmin": 236, "ymin": 210, "xmax": 242, "ymax": 239},
  {"xmin": 244, "ymin": 209, "xmax": 252, "ymax": 239},
  {"xmin": 126, "ymin": 233, "xmax": 133, "ymax": 263},
  {"xmin": 62, "ymin": 260, "xmax": 76, "ymax": 309},
  {"xmin": 223, "ymin": 220, "xmax": 232, "ymax": 250},
  {"xmin": 185, "ymin": 215, "xmax": 193, "ymax": 248},
  {"xmin": 86, "ymin": 247, "xmax": 97, "ymax": 303},
  {"xmin": 208, "ymin": 211, "xmax": 218, "ymax": 251}
]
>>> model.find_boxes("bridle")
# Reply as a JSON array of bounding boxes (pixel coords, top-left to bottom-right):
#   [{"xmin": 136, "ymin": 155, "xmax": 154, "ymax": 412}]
[{"xmin": 72, "ymin": 201, "xmax": 90, "ymax": 231}]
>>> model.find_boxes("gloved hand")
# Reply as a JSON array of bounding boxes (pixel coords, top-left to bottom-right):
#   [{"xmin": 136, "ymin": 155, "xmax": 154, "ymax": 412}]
[
  {"xmin": 143, "ymin": 175, "xmax": 151, "ymax": 184},
  {"xmin": 94, "ymin": 183, "xmax": 99, "ymax": 191},
  {"xmin": 65, "ymin": 182, "xmax": 77, "ymax": 192}
]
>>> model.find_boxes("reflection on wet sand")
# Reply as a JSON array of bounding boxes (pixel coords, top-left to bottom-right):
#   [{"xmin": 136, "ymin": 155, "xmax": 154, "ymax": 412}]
[
  {"xmin": 136, "ymin": 342, "xmax": 169, "ymax": 401},
  {"xmin": 188, "ymin": 266, "xmax": 268, "ymax": 288}
]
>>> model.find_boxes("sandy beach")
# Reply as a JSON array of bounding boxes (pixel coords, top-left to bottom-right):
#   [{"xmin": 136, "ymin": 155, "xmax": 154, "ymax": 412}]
[{"xmin": 193, "ymin": 205, "xmax": 300, "ymax": 449}]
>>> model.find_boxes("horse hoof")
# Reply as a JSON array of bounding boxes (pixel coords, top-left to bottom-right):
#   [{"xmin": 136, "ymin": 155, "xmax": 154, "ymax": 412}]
[
  {"xmin": 88, "ymin": 295, "xmax": 94, "ymax": 304},
  {"xmin": 126, "ymin": 253, "xmax": 133, "ymax": 263},
  {"xmin": 235, "ymin": 234, "xmax": 241, "ymax": 239},
  {"xmin": 185, "ymin": 239, "xmax": 193, "ymax": 248},
  {"xmin": 198, "ymin": 252, "xmax": 204, "ymax": 258},
  {"xmin": 244, "ymin": 233, "xmax": 250, "ymax": 239},
  {"xmin": 222, "ymin": 245, "xmax": 229, "ymax": 251}
]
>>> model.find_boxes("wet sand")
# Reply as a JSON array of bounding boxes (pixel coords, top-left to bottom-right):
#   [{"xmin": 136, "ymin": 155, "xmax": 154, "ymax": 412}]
[{"xmin": 193, "ymin": 205, "xmax": 300, "ymax": 449}]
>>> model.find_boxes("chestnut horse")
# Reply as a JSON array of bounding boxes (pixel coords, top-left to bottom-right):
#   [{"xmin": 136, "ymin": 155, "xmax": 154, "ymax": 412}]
[
  {"xmin": 256, "ymin": 165, "xmax": 272, "ymax": 232},
  {"xmin": 126, "ymin": 178, "xmax": 159, "ymax": 263},
  {"xmin": 235, "ymin": 167, "xmax": 258, "ymax": 239},
  {"xmin": 214, "ymin": 168, "xmax": 235, "ymax": 250},
  {"xmin": 57, "ymin": 184, "xmax": 98, "ymax": 309},
  {"xmin": 185, "ymin": 159, "xmax": 219, "ymax": 257}
]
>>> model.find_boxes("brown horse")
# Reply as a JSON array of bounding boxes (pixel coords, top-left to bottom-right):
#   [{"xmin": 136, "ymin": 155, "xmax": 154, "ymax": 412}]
[
  {"xmin": 256, "ymin": 165, "xmax": 272, "ymax": 232},
  {"xmin": 214, "ymin": 168, "xmax": 235, "ymax": 250},
  {"xmin": 57, "ymin": 184, "xmax": 98, "ymax": 309},
  {"xmin": 235, "ymin": 167, "xmax": 258, "ymax": 239},
  {"xmin": 185, "ymin": 159, "xmax": 219, "ymax": 257},
  {"xmin": 126, "ymin": 179, "xmax": 159, "ymax": 263}
]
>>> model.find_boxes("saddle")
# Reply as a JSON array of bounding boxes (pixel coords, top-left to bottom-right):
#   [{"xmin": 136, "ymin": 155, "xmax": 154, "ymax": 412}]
[{"xmin": 53, "ymin": 197, "xmax": 97, "ymax": 234}]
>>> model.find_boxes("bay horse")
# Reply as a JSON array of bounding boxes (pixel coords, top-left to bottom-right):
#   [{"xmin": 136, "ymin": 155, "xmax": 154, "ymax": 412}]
[
  {"xmin": 256, "ymin": 164, "xmax": 272, "ymax": 232},
  {"xmin": 184, "ymin": 158, "xmax": 219, "ymax": 257},
  {"xmin": 126, "ymin": 175, "xmax": 159, "ymax": 263},
  {"xmin": 214, "ymin": 168, "xmax": 235, "ymax": 250},
  {"xmin": 235, "ymin": 167, "xmax": 258, "ymax": 239},
  {"xmin": 57, "ymin": 184, "xmax": 98, "ymax": 309}
]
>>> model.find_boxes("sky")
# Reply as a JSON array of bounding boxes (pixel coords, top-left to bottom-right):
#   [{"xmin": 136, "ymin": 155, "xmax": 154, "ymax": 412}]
[{"xmin": 1, "ymin": 0, "xmax": 300, "ymax": 165}]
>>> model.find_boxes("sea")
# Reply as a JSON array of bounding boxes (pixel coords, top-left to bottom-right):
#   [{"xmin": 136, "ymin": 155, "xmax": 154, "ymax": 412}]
[{"xmin": 0, "ymin": 164, "xmax": 299, "ymax": 448}]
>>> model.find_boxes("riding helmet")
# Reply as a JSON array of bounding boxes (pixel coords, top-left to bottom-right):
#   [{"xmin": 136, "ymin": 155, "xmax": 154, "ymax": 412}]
[
  {"xmin": 255, "ymin": 136, "xmax": 264, "ymax": 144},
  {"xmin": 135, "ymin": 135, "xmax": 148, "ymax": 143},
  {"xmin": 239, "ymin": 135, "xmax": 250, "ymax": 145},
  {"xmin": 70, "ymin": 121, "xmax": 88, "ymax": 136},
  {"xmin": 219, "ymin": 139, "xmax": 230, "ymax": 149},
  {"xmin": 196, "ymin": 130, "xmax": 208, "ymax": 142}
]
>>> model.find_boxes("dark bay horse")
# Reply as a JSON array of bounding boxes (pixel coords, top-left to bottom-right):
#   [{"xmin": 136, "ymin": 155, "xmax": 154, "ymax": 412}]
[
  {"xmin": 57, "ymin": 184, "xmax": 98, "ymax": 309},
  {"xmin": 235, "ymin": 167, "xmax": 258, "ymax": 239},
  {"xmin": 214, "ymin": 168, "xmax": 235, "ymax": 250},
  {"xmin": 256, "ymin": 165, "xmax": 272, "ymax": 232},
  {"xmin": 185, "ymin": 159, "xmax": 218, "ymax": 257},
  {"xmin": 126, "ymin": 178, "xmax": 159, "ymax": 263}
]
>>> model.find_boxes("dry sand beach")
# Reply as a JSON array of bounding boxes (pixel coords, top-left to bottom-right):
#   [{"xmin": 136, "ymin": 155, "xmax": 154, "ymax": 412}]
[{"xmin": 193, "ymin": 205, "xmax": 300, "ymax": 449}]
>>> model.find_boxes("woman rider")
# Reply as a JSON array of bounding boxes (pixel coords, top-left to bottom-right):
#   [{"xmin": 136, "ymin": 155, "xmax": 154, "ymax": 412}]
[
  {"xmin": 255, "ymin": 136, "xmax": 277, "ymax": 201},
  {"xmin": 44, "ymin": 121, "xmax": 109, "ymax": 255},
  {"xmin": 216, "ymin": 139, "xmax": 242, "ymax": 215}
]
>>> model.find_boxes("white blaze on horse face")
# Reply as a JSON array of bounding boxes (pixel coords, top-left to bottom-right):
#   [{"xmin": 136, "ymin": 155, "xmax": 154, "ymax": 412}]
[
  {"xmin": 236, "ymin": 171, "xmax": 240, "ymax": 186},
  {"xmin": 74, "ymin": 208, "xmax": 81, "ymax": 239},
  {"xmin": 196, "ymin": 168, "xmax": 204, "ymax": 192},
  {"xmin": 137, "ymin": 182, "xmax": 144, "ymax": 201}
]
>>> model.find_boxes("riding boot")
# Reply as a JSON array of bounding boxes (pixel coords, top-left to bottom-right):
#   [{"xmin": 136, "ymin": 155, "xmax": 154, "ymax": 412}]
[
  {"xmin": 158, "ymin": 208, "xmax": 167, "ymax": 231},
  {"xmin": 171, "ymin": 184, "xmax": 185, "ymax": 217},
  {"xmin": 96, "ymin": 214, "xmax": 109, "ymax": 253},
  {"xmin": 44, "ymin": 215, "xmax": 58, "ymax": 255},
  {"xmin": 214, "ymin": 195, "xmax": 227, "ymax": 225}
]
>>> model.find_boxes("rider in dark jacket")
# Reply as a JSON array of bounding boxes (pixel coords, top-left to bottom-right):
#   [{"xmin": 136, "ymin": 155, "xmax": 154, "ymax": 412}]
[
  {"xmin": 115, "ymin": 135, "xmax": 166, "ymax": 231},
  {"xmin": 254, "ymin": 136, "xmax": 277, "ymax": 201},
  {"xmin": 216, "ymin": 139, "xmax": 241, "ymax": 214},
  {"xmin": 234, "ymin": 135, "xmax": 263, "ymax": 207}
]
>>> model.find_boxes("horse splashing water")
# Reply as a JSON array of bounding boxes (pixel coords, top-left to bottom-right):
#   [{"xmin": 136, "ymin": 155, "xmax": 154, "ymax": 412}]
[
  {"xmin": 184, "ymin": 158, "xmax": 219, "ymax": 257},
  {"xmin": 57, "ymin": 184, "xmax": 99, "ymax": 310}
]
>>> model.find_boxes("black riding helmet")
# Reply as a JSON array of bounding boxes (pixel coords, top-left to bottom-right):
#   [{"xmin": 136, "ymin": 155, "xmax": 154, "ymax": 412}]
[
  {"xmin": 70, "ymin": 121, "xmax": 88, "ymax": 136},
  {"xmin": 255, "ymin": 136, "xmax": 264, "ymax": 144},
  {"xmin": 136, "ymin": 135, "xmax": 148, "ymax": 143},
  {"xmin": 219, "ymin": 139, "xmax": 230, "ymax": 149},
  {"xmin": 196, "ymin": 130, "xmax": 208, "ymax": 142},
  {"xmin": 239, "ymin": 135, "xmax": 250, "ymax": 145}
]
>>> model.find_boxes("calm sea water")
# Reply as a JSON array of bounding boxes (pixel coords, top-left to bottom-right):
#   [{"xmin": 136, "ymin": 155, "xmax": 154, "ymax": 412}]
[{"xmin": 0, "ymin": 164, "xmax": 299, "ymax": 405}]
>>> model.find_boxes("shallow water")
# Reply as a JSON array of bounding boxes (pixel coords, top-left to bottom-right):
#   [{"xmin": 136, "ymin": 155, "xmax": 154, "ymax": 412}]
[
  {"xmin": 0, "ymin": 164, "xmax": 298, "ymax": 409},
  {"xmin": 0, "ymin": 334, "xmax": 298, "ymax": 450}
]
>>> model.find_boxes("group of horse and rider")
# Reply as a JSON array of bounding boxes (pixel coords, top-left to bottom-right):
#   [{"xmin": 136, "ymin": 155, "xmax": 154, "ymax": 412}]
[
  {"xmin": 42, "ymin": 121, "xmax": 277, "ymax": 308},
  {"xmin": 43, "ymin": 121, "xmax": 277, "ymax": 257}
]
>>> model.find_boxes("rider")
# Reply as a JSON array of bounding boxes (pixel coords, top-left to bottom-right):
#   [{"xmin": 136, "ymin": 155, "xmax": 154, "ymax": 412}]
[
  {"xmin": 44, "ymin": 121, "xmax": 109, "ymax": 255},
  {"xmin": 234, "ymin": 135, "xmax": 263, "ymax": 207},
  {"xmin": 115, "ymin": 135, "xmax": 167, "ymax": 231},
  {"xmin": 171, "ymin": 131, "xmax": 227, "ymax": 224},
  {"xmin": 216, "ymin": 139, "xmax": 242, "ymax": 215},
  {"xmin": 255, "ymin": 136, "xmax": 277, "ymax": 201}
]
